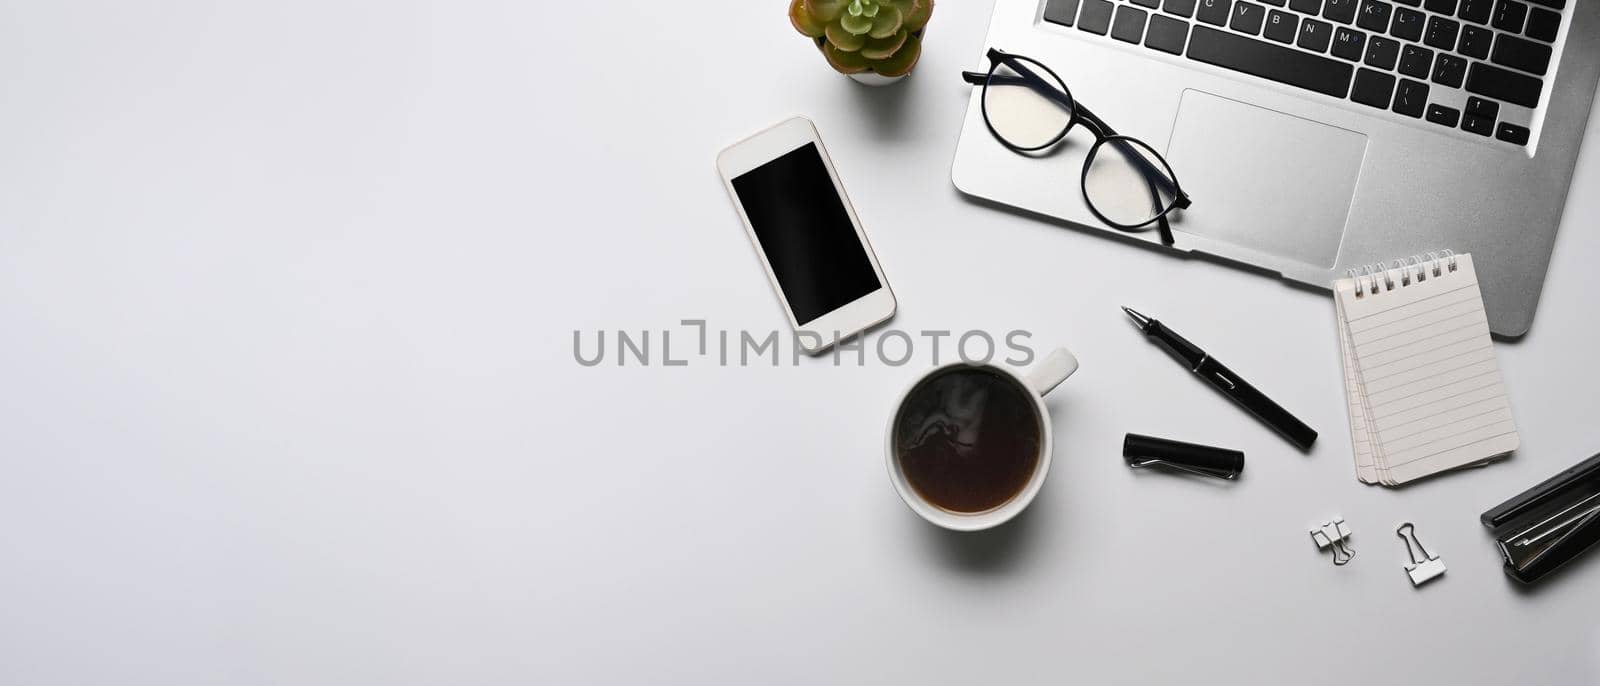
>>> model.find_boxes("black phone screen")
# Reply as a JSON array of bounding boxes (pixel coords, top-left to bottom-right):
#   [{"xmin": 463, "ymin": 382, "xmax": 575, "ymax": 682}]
[{"xmin": 731, "ymin": 143, "xmax": 880, "ymax": 325}]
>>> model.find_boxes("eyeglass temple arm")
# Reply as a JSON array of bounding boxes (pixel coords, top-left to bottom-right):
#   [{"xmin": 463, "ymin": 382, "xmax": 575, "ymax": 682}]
[{"xmin": 967, "ymin": 52, "xmax": 1078, "ymax": 113}]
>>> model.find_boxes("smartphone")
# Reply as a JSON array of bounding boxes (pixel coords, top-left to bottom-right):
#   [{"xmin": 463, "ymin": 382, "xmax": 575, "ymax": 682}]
[{"xmin": 717, "ymin": 117, "xmax": 896, "ymax": 355}]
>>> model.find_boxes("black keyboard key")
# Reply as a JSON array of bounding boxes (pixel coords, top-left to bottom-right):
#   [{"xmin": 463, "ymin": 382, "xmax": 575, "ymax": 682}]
[
  {"xmin": 1112, "ymin": 6, "xmax": 1150, "ymax": 41},
  {"xmin": 1393, "ymin": 78, "xmax": 1429, "ymax": 116},
  {"xmin": 1079, "ymin": 0, "xmax": 1115, "ymax": 33},
  {"xmin": 1496, "ymin": 122, "xmax": 1530, "ymax": 144},
  {"xmin": 1261, "ymin": 0, "xmax": 1287, "ymax": 6},
  {"xmin": 1299, "ymin": 18, "xmax": 1335, "ymax": 51},
  {"xmin": 1165, "ymin": 0, "xmax": 1199, "ymax": 17},
  {"xmin": 1426, "ymin": 103, "xmax": 1461, "ymax": 126},
  {"xmin": 1352, "ymin": 68, "xmax": 1397, "ymax": 107},
  {"xmin": 1466, "ymin": 95, "xmax": 1500, "ymax": 118},
  {"xmin": 1324, "ymin": 0, "xmax": 1360, "ymax": 22},
  {"xmin": 1394, "ymin": 0, "xmax": 1420, "ymax": 6},
  {"xmin": 1458, "ymin": 24, "xmax": 1493, "ymax": 58},
  {"xmin": 1462, "ymin": 113, "xmax": 1495, "ymax": 135},
  {"xmin": 1290, "ymin": 0, "xmax": 1322, "ymax": 13},
  {"xmin": 1492, "ymin": 0, "xmax": 1526, "ymax": 31},
  {"xmin": 1424, "ymin": 17, "xmax": 1459, "ymax": 50},
  {"xmin": 1524, "ymin": 7, "xmax": 1559, "ymax": 41},
  {"xmin": 1525, "ymin": 0, "xmax": 1562, "ymax": 9},
  {"xmin": 1146, "ymin": 14, "xmax": 1191, "ymax": 52},
  {"xmin": 1458, "ymin": 0, "xmax": 1494, "ymax": 22},
  {"xmin": 1493, "ymin": 33, "xmax": 1553, "ymax": 74},
  {"xmin": 1358, "ymin": 0, "xmax": 1393, "ymax": 31},
  {"xmin": 1332, "ymin": 27, "xmax": 1367, "ymax": 59},
  {"xmin": 1134, "ymin": 0, "xmax": 1163, "ymax": 8},
  {"xmin": 1391, "ymin": 7, "xmax": 1426, "ymax": 40},
  {"xmin": 1186, "ymin": 25, "xmax": 1355, "ymax": 97},
  {"xmin": 1197, "ymin": 0, "xmax": 1233, "ymax": 24},
  {"xmin": 1425, "ymin": 0, "xmax": 1457, "ymax": 12},
  {"xmin": 1045, "ymin": 0, "xmax": 1082, "ymax": 25},
  {"xmin": 1233, "ymin": 2, "xmax": 1268, "ymax": 33},
  {"xmin": 1266, "ymin": 9, "xmax": 1299, "ymax": 41},
  {"xmin": 1399, "ymin": 44, "xmax": 1433, "ymax": 77},
  {"xmin": 1467, "ymin": 61, "xmax": 1543, "ymax": 107},
  {"xmin": 1432, "ymin": 53, "xmax": 1468, "ymax": 86},
  {"xmin": 1365, "ymin": 35, "xmax": 1401, "ymax": 68}
]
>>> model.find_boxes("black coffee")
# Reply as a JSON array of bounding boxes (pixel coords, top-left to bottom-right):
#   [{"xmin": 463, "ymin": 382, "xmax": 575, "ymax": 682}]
[{"xmin": 892, "ymin": 366, "xmax": 1042, "ymax": 514}]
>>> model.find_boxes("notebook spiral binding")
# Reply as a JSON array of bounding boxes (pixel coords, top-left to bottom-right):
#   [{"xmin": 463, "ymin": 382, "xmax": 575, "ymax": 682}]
[{"xmin": 1347, "ymin": 250, "xmax": 1459, "ymax": 298}]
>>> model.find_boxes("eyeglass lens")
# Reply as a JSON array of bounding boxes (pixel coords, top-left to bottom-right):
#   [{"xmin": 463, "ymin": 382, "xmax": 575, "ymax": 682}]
[
  {"xmin": 982, "ymin": 58, "xmax": 1073, "ymax": 150},
  {"xmin": 1084, "ymin": 137, "xmax": 1180, "ymax": 227}
]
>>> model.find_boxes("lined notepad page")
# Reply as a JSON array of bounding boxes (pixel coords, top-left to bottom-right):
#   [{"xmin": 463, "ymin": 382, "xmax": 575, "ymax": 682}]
[
  {"xmin": 1334, "ymin": 254, "xmax": 1518, "ymax": 486},
  {"xmin": 1335, "ymin": 294, "xmax": 1379, "ymax": 483}
]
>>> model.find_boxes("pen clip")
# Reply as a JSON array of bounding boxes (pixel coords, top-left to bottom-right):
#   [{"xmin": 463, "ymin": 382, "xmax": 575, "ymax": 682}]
[{"xmin": 1128, "ymin": 457, "xmax": 1238, "ymax": 480}]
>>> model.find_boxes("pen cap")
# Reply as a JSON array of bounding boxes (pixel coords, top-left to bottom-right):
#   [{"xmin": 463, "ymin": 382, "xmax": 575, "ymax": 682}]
[{"xmin": 1123, "ymin": 434, "xmax": 1244, "ymax": 480}]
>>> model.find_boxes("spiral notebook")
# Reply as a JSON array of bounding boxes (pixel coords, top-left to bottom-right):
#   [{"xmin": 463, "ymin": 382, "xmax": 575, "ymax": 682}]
[{"xmin": 1333, "ymin": 252, "xmax": 1518, "ymax": 486}]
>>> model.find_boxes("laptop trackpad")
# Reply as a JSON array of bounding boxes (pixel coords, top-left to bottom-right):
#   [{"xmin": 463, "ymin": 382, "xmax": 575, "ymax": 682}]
[{"xmin": 1164, "ymin": 90, "xmax": 1367, "ymax": 269}]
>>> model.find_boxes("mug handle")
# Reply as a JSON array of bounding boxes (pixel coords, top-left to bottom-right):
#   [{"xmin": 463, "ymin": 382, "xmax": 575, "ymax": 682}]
[{"xmin": 1024, "ymin": 348, "xmax": 1079, "ymax": 396}]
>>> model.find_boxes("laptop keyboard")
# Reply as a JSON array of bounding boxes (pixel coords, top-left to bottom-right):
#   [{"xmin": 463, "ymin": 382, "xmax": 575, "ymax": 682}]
[{"xmin": 1042, "ymin": 0, "xmax": 1565, "ymax": 145}]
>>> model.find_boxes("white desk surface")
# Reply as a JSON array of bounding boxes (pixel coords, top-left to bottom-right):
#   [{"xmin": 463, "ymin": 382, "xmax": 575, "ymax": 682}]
[{"xmin": 2, "ymin": 2, "xmax": 1598, "ymax": 684}]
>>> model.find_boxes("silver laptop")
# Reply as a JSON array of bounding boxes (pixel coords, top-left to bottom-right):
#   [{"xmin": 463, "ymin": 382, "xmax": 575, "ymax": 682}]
[{"xmin": 953, "ymin": 0, "xmax": 1599, "ymax": 336}]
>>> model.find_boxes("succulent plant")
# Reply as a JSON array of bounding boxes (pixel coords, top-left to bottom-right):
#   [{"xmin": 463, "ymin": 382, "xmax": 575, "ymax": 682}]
[{"xmin": 789, "ymin": 0, "xmax": 934, "ymax": 78}]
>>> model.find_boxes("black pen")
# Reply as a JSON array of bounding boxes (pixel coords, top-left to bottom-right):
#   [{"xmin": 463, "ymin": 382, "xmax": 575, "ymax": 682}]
[{"xmin": 1123, "ymin": 307, "xmax": 1317, "ymax": 450}]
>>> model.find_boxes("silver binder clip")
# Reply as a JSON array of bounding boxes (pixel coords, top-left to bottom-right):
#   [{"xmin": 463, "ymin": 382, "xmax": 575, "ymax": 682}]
[
  {"xmin": 1311, "ymin": 517, "xmax": 1355, "ymax": 566},
  {"xmin": 1397, "ymin": 523, "xmax": 1446, "ymax": 587}
]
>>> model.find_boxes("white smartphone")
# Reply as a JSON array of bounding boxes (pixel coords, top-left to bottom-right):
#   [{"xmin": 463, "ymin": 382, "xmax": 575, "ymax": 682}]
[{"xmin": 717, "ymin": 117, "xmax": 896, "ymax": 355}]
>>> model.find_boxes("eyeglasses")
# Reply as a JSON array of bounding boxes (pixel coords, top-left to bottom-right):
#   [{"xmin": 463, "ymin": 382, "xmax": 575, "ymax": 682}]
[{"xmin": 962, "ymin": 48, "xmax": 1191, "ymax": 245}]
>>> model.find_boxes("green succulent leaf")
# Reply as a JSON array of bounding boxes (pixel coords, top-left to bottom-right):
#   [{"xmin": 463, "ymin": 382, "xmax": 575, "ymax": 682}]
[
  {"xmin": 840, "ymin": 11, "xmax": 874, "ymax": 34},
  {"xmin": 819, "ymin": 22, "xmax": 870, "ymax": 51},
  {"xmin": 868, "ymin": 6, "xmax": 903, "ymax": 38},
  {"xmin": 790, "ymin": 0, "xmax": 828, "ymax": 37},
  {"xmin": 825, "ymin": 22, "xmax": 867, "ymax": 51},
  {"xmin": 903, "ymin": 0, "xmax": 933, "ymax": 32},
  {"xmin": 860, "ymin": 29, "xmax": 908, "ymax": 60},
  {"xmin": 809, "ymin": 0, "xmax": 848, "ymax": 21},
  {"xmin": 823, "ymin": 43, "xmax": 871, "ymax": 73},
  {"xmin": 845, "ymin": 0, "xmax": 872, "ymax": 17},
  {"xmin": 877, "ymin": 0, "xmax": 913, "ymax": 15},
  {"xmin": 871, "ymin": 37, "xmax": 921, "ymax": 77}
]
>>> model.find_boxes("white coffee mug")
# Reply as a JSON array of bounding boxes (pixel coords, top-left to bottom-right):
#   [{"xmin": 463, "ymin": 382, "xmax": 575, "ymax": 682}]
[{"xmin": 884, "ymin": 348, "xmax": 1079, "ymax": 531}]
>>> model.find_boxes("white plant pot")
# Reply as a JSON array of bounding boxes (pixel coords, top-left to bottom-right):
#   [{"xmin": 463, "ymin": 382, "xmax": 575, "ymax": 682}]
[{"xmin": 847, "ymin": 71, "xmax": 906, "ymax": 86}]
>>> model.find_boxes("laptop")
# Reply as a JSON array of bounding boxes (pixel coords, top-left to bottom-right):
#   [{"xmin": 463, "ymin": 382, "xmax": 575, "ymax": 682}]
[{"xmin": 953, "ymin": 0, "xmax": 1600, "ymax": 336}]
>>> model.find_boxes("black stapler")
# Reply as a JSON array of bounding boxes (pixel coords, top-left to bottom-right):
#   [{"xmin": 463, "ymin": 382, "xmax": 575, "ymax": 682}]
[{"xmin": 1481, "ymin": 452, "xmax": 1600, "ymax": 584}]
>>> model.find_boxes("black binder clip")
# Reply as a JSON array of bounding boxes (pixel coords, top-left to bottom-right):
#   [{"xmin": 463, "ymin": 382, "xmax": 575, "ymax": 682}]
[
  {"xmin": 1481, "ymin": 451, "xmax": 1600, "ymax": 584},
  {"xmin": 1123, "ymin": 434, "xmax": 1244, "ymax": 480}
]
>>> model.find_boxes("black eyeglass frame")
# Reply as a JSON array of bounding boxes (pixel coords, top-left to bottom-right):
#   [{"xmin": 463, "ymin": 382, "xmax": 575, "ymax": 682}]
[{"xmin": 962, "ymin": 48, "xmax": 1191, "ymax": 244}]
